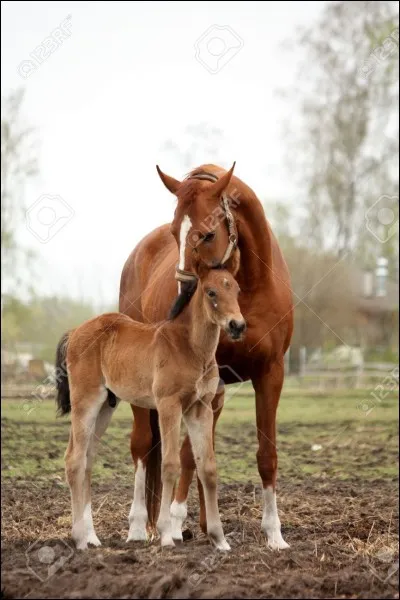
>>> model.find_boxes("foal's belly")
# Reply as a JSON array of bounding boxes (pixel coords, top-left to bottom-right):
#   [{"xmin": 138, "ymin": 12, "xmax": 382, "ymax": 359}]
[
  {"xmin": 127, "ymin": 395, "xmax": 157, "ymax": 409},
  {"xmin": 105, "ymin": 382, "xmax": 157, "ymax": 410}
]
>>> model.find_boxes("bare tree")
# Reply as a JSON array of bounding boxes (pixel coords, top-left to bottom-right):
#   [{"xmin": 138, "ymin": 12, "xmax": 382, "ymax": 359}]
[
  {"xmin": 281, "ymin": 1, "xmax": 399, "ymax": 263},
  {"xmin": 1, "ymin": 88, "xmax": 39, "ymax": 289}
]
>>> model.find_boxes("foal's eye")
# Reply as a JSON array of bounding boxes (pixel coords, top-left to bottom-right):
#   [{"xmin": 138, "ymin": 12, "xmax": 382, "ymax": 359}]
[
  {"xmin": 203, "ymin": 231, "xmax": 216, "ymax": 243},
  {"xmin": 207, "ymin": 289, "xmax": 217, "ymax": 299}
]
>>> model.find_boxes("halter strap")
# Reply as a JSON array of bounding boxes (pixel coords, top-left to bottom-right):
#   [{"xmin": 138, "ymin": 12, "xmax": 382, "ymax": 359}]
[
  {"xmin": 175, "ymin": 170, "xmax": 238, "ymax": 285},
  {"xmin": 175, "ymin": 267, "xmax": 198, "ymax": 283}
]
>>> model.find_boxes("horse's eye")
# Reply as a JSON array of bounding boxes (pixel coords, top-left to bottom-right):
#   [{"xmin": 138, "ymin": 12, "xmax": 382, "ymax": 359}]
[
  {"xmin": 203, "ymin": 231, "xmax": 216, "ymax": 243},
  {"xmin": 207, "ymin": 289, "xmax": 217, "ymax": 299}
]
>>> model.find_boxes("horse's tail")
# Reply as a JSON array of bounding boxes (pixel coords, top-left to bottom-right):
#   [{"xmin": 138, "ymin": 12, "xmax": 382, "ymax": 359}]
[
  {"xmin": 55, "ymin": 331, "xmax": 71, "ymax": 416},
  {"xmin": 145, "ymin": 408, "xmax": 162, "ymax": 529}
]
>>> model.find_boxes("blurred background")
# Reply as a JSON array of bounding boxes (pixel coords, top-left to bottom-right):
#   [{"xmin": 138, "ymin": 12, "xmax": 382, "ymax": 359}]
[{"xmin": 1, "ymin": 0, "xmax": 399, "ymax": 385}]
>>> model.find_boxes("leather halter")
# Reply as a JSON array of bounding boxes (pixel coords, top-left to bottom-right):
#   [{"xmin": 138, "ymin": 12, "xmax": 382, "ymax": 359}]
[{"xmin": 175, "ymin": 171, "xmax": 238, "ymax": 285}]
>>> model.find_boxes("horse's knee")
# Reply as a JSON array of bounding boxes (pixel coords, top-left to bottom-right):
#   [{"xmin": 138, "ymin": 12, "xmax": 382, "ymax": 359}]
[
  {"xmin": 199, "ymin": 459, "xmax": 217, "ymax": 489},
  {"xmin": 65, "ymin": 451, "xmax": 86, "ymax": 485},
  {"xmin": 162, "ymin": 458, "xmax": 180, "ymax": 482},
  {"xmin": 256, "ymin": 450, "xmax": 277, "ymax": 486}
]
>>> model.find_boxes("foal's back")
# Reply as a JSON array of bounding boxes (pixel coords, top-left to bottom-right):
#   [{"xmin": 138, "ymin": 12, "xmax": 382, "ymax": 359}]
[{"xmin": 67, "ymin": 313, "xmax": 158, "ymax": 404}]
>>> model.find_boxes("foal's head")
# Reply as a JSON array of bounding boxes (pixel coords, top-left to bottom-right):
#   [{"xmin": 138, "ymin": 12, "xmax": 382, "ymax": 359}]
[
  {"xmin": 195, "ymin": 261, "xmax": 246, "ymax": 342},
  {"xmin": 155, "ymin": 162, "xmax": 239, "ymax": 274}
]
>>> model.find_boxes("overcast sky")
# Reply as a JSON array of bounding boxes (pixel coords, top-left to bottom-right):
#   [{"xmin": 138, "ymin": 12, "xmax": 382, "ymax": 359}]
[{"xmin": 2, "ymin": 0, "xmax": 326, "ymax": 305}]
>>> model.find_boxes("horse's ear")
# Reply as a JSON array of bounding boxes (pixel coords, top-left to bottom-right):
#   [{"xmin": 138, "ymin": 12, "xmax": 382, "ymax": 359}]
[
  {"xmin": 156, "ymin": 165, "xmax": 181, "ymax": 195},
  {"xmin": 210, "ymin": 161, "xmax": 236, "ymax": 198}
]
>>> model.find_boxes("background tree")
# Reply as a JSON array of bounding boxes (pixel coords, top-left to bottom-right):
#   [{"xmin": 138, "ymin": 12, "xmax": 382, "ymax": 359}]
[
  {"xmin": 1, "ymin": 88, "xmax": 39, "ymax": 293},
  {"xmin": 280, "ymin": 0, "xmax": 399, "ymax": 266}
]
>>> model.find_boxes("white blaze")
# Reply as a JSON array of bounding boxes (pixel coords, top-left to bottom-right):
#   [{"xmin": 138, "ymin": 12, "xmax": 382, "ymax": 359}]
[{"xmin": 178, "ymin": 215, "xmax": 192, "ymax": 294}]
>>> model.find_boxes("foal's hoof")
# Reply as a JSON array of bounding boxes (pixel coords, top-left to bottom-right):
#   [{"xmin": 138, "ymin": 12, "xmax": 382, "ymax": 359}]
[
  {"xmin": 161, "ymin": 535, "xmax": 175, "ymax": 548},
  {"xmin": 74, "ymin": 539, "xmax": 88, "ymax": 551},
  {"xmin": 87, "ymin": 532, "xmax": 102, "ymax": 547},
  {"xmin": 212, "ymin": 538, "xmax": 231, "ymax": 552}
]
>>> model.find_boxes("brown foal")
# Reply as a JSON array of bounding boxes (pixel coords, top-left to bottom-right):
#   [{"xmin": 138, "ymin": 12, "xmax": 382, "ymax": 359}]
[{"xmin": 55, "ymin": 258, "xmax": 245, "ymax": 551}]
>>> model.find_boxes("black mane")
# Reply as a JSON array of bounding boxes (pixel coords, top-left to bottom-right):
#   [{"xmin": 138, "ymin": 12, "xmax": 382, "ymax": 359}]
[{"xmin": 168, "ymin": 280, "xmax": 198, "ymax": 320}]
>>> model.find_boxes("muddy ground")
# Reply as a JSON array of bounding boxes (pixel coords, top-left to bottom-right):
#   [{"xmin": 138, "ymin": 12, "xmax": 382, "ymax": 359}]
[
  {"xmin": 1, "ymin": 394, "xmax": 399, "ymax": 599},
  {"xmin": 2, "ymin": 475, "xmax": 399, "ymax": 598}
]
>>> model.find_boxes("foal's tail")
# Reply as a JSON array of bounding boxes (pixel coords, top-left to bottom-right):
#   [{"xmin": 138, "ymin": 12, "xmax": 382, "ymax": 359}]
[
  {"xmin": 54, "ymin": 331, "xmax": 71, "ymax": 416},
  {"xmin": 145, "ymin": 409, "xmax": 162, "ymax": 528}
]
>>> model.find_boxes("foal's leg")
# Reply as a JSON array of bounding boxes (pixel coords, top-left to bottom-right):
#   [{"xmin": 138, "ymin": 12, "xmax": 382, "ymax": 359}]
[
  {"xmin": 183, "ymin": 399, "xmax": 230, "ymax": 551},
  {"xmin": 171, "ymin": 386, "xmax": 224, "ymax": 540},
  {"xmin": 253, "ymin": 359, "xmax": 289, "ymax": 550},
  {"xmin": 83, "ymin": 398, "xmax": 118, "ymax": 546},
  {"xmin": 156, "ymin": 396, "xmax": 182, "ymax": 547},
  {"xmin": 127, "ymin": 406, "xmax": 153, "ymax": 542},
  {"xmin": 65, "ymin": 389, "xmax": 106, "ymax": 550}
]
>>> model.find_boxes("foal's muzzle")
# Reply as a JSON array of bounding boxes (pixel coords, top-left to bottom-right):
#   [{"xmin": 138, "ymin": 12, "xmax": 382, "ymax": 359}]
[{"xmin": 227, "ymin": 319, "xmax": 247, "ymax": 341}]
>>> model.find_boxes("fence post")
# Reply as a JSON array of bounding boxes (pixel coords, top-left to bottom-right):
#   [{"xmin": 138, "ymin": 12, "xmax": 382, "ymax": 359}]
[{"xmin": 299, "ymin": 347, "xmax": 306, "ymax": 377}]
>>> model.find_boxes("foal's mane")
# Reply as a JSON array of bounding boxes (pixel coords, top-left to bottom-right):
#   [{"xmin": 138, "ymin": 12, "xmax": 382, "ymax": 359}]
[{"xmin": 168, "ymin": 278, "xmax": 198, "ymax": 321}]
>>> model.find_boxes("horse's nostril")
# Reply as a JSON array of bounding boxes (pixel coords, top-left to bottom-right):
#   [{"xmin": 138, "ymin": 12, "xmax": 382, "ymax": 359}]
[{"xmin": 229, "ymin": 320, "xmax": 246, "ymax": 333}]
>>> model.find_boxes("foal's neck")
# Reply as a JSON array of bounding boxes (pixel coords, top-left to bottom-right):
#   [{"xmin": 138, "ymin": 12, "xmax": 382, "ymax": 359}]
[{"xmin": 187, "ymin": 289, "xmax": 219, "ymax": 362}]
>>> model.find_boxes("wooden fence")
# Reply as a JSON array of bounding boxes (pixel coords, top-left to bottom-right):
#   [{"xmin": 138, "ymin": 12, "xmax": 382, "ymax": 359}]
[{"xmin": 1, "ymin": 362, "xmax": 398, "ymax": 402}]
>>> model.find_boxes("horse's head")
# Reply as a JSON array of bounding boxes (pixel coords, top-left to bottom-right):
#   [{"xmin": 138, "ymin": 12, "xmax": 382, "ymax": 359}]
[{"xmin": 156, "ymin": 162, "xmax": 240, "ymax": 289}]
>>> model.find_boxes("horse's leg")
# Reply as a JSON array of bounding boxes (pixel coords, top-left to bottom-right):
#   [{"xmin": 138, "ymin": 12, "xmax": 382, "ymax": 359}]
[
  {"xmin": 65, "ymin": 389, "xmax": 106, "ymax": 550},
  {"xmin": 183, "ymin": 398, "xmax": 229, "ymax": 551},
  {"xmin": 253, "ymin": 359, "xmax": 289, "ymax": 550},
  {"xmin": 127, "ymin": 406, "xmax": 153, "ymax": 542},
  {"xmin": 171, "ymin": 386, "xmax": 224, "ymax": 540},
  {"xmin": 83, "ymin": 398, "xmax": 118, "ymax": 546},
  {"xmin": 156, "ymin": 396, "xmax": 182, "ymax": 547}
]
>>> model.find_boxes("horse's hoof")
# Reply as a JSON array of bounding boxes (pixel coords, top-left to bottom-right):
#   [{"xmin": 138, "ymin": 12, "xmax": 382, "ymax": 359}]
[
  {"xmin": 126, "ymin": 529, "xmax": 148, "ymax": 543},
  {"xmin": 268, "ymin": 539, "xmax": 290, "ymax": 550},
  {"xmin": 266, "ymin": 533, "xmax": 290, "ymax": 550}
]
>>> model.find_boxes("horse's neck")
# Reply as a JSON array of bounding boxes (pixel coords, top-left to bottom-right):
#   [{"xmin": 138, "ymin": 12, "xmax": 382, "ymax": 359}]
[
  {"xmin": 187, "ymin": 291, "xmax": 219, "ymax": 361},
  {"xmin": 235, "ymin": 190, "xmax": 273, "ymax": 291}
]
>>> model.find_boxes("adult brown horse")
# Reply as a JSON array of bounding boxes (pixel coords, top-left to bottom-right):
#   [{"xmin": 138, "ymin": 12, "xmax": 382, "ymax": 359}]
[{"xmin": 119, "ymin": 162, "xmax": 294, "ymax": 550}]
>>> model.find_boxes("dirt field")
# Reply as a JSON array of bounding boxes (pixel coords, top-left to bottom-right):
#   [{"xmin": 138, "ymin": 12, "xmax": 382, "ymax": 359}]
[{"xmin": 1, "ymin": 389, "xmax": 399, "ymax": 599}]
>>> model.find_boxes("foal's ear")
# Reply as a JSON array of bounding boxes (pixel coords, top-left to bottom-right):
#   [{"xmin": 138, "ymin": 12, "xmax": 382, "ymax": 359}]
[
  {"xmin": 156, "ymin": 165, "xmax": 181, "ymax": 195},
  {"xmin": 210, "ymin": 161, "xmax": 236, "ymax": 198},
  {"xmin": 225, "ymin": 246, "xmax": 241, "ymax": 277},
  {"xmin": 192, "ymin": 253, "xmax": 209, "ymax": 280}
]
